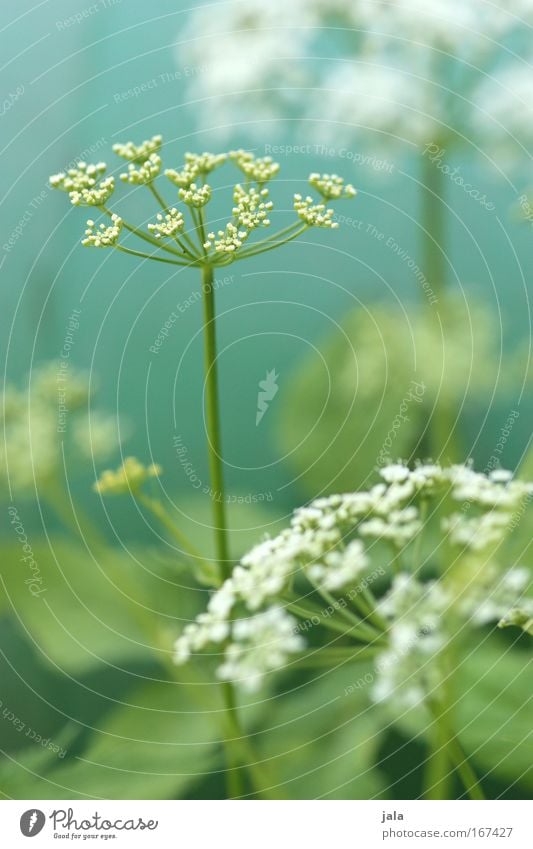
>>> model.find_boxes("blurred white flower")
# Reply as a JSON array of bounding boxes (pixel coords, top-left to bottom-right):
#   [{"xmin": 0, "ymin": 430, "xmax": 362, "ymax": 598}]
[
  {"xmin": 177, "ymin": 0, "xmax": 533, "ymax": 153},
  {"xmin": 174, "ymin": 461, "xmax": 532, "ymax": 694}
]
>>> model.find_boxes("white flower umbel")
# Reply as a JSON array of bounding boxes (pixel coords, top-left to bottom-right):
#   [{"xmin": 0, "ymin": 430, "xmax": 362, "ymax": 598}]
[
  {"xmin": 50, "ymin": 161, "xmax": 107, "ymax": 192},
  {"xmin": 120, "ymin": 153, "xmax": 161, "ymax": 185},
  {"xmin": 178, "ymin": 182, "xmax": 212, "ymax": 208},
  {"xmin": 230, "ymin": 150, "xmax": 280, "ymax": 184},
  {"xmin": 294, "ymin": 195, "xmax": 338, "ymax": 228},
  {"xmin": 217, "ymin": 607, "xmax": 304, "ymax": 692},
  {"xmin": 204, "ymin": 222, "xmax": 250, "ymax": 255},
  {"xmin": 82, "ymin": 214, "xmax": 123, "ymax": 247},
  {"xmin": 147, "ymin": 208, "xmax": 185, "ymax": 239},
  {"xmin": 51, "ymin": 135, "xmax": 355, "ymax": 266},
  {"xmin": 309, "ymin": 173, "xmax": 357, "ymax": 200},
  {"xmin": 70, "ymin": 176, "xmax": 115, "ymax": 207},
  {"xmin": 173, "ymin": 461, "xmax": 532, "ymax": 694},
  {"xmin": 113, "ymin": 135, "xmax": 163, "ymax": 162},
  {"xmin": 232, "ymin": 185, "xmax": 273, "ymax": 230},
  {"xmin": 177, "ymin": 0, "xmax": 533, "ymax": 154}
]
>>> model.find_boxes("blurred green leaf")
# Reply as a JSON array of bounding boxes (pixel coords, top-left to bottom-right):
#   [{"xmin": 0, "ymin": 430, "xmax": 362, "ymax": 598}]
[
  {"xmin": 277, "ymin": 297, "xmax": 526, "ymax": 494},
  {"xmin": 253, "ymin": 663, "xmax": 386, "ymax": 798},
  {"xmin": 454, "ymin": 638, "xmax": 532, "ymax": 790},
  {"xmin": 0, "ymin": 678, "xmax": 224, "ymax": 799}
]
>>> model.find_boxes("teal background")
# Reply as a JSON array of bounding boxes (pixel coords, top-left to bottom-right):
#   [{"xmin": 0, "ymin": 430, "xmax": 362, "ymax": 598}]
[{"xmin": 1, "ymin": 0, "xmax": 532, "ymax": 523}]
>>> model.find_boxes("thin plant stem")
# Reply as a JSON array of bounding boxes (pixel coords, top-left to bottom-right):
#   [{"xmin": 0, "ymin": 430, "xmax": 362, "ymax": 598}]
[
  {"xmin": 290, "ymin": 644, "xmax": 382, "ymax": 669},
  {"xmin": 447, "ymin": 736, "xmax": 486, "ymax": 801},
  {"xmin": 115, "ymin": 245, "xmax": 191, "ymax": 266},
  {"xmin": 221, "ymin": 682, "xmax": 246, "ymax": 798},
  {"xmin": 285, "ymin": 600, "xmax": 375, "ymax": 641},
  {"xmin": 420, "ymin": 155, "xmax": 460, "ymax": 462},
  {"xmin": 201, "ymin": 264, "xmax": 230, "ymax": 575},
  {"xmin": 351, "ymin": 584, "xmax": 389, "ymax": 632},
  {"xmin": 424, "ymin": 705, "xmax": 453, "ymax": 800},
  {"xmin": 137, "ymin": 493, "xmax": 219, "ymax": 580},
  {"xmin": 427, "ymin": 696, "xmax": 485, "ymax": 800},
  {"xmin": 307, "ymin": 578, "xmax": 383, "ymax": 641},
  {"xmin": 236, "ymin": 225, "xmax": 308, "ymax": 260}
]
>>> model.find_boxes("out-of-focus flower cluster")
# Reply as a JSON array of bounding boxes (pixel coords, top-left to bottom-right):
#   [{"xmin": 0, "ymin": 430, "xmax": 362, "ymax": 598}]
[
  {"xmin": 177, "ymin": 0, "xmax": 533, "ymax": 152},
  {"xmin": 173, "ymin": 461, "xmax": 532, "ymax": 698},
  {"xmin": 94, "ymin": 456, "xmax": 162, "ymax": 496},
  {"xmin": 1, "ymin": 363, "xmax": 122, "ymax": 494}
]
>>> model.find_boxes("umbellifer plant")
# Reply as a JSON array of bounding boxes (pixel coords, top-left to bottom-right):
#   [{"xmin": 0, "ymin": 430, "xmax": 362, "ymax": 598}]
[
  {"xmin": 49, "ymin": 136, "xmax": 356, "ymax": 797},
  {"xmin": 50, "ymin": 136, "xmax": 356, "ymax": 579}
]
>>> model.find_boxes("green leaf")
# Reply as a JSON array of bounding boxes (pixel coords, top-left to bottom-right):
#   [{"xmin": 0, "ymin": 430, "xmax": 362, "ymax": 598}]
[
  {"xmin": 0, "ymin": 678, "xmax": 224, "ymax": 800},
  {"xmin": 252, "ymin": 663, "xmax": 386, "ymax": 798}
]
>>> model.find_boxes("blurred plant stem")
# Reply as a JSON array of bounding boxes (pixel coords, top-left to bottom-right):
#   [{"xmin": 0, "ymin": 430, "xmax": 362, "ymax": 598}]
[
  {"xmin": 137, "ymin": 493, "xmax": 221, "ymax": 585},
  {"xmin": 426, "ymin": 693, "xmax": 485, "ymax": 800},
  {"xmin": 421, "ymin": 150, "xmax": 460, "ymax": 463}
]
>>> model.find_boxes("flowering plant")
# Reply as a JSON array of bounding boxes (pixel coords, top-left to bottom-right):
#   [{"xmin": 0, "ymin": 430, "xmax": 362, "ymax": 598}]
[
  {"xmin": 173, "ymin": 460, "xmax": 532, "ymax": 799},
  {"xmin": 50, "ymin": 135, "xmax": 356, "ymax": 581}
]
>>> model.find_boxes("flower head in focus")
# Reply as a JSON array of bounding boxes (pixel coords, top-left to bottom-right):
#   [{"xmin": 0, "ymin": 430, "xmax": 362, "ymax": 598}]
[{"xmin": 50, "ymin": 135, "xmax": 356, "ymax": 262}]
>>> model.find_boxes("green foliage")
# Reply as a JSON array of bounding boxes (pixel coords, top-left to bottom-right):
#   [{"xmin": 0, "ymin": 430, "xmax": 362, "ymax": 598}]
[{"xmin": 277, "ymin": 296, "xmax": 527, "ymax": 494}]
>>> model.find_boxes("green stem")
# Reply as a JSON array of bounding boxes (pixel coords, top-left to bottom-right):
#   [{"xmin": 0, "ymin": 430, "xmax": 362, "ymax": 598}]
[
  {"xmin": 351, "ymin": 584, "xmax": 389, "ymax": 632},
  {"xmin": 285, "ymin": 600, "xmax": 373, "ymax": 641},
  {"xmin": 115, "ymin": 245, "xmax": 191, "ymax": 267},
  {"xmin": 420, "ymin": 153, "xmax": 460, "ymax": 462},
  {"xmin": 235, "ymin": 225, "xmax": 308, "ymax": 260},
  {"xmin": 290, "ymin": 645, "xmax": 382, "ymax": 669},
  {"xmin": 237, "ymin": 221, "xmax": 302, "ymax": 254},
  {"xmin": 421, "ymin": 152, "xmax": 447, "ymax": 304},
  {"xmin": 308, "ymin": 579, "xmax": 383, "ymax": 641},
  {"xmin": 147, "ymin": 184, "xmax": 200, "ymax": 261},
  {"xmin": 201, "ymin": 263, "xmax": 256, "ymax": 800},
  {"xmin": 447, "ymin": 736, "xmax": 486, "ymax": 801},
  {"xmin": 220, "ymin": 682, "xmax": 246, "ymax": 798},
  {"xmin": 137, "ymin": 493, "xmax": 219, "ymax": 580},
  {"xmin": 424, "ymin": 710, "xmax": 452, "ymax": 800},
  {"xmin": 201, "ymin": 264, "xmax": 230, "ymax": 576}
]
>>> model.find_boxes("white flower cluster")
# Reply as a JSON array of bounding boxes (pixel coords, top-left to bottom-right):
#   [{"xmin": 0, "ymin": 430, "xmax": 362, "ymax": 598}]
[
  {"xmin": 217, "ymin": 607, "xmax": 304, "ymax": 690},
  {"xmin": 374, "ymin": 562, "xmax": 532, "ymax": 708},
  {"xmin": 174, "ymin": 461, "xmax": 532, "ymax": 694},
  {"xmin": 147, "ymin": 208, "xmax": 185, "ymax": 239},
  {"xmin": 309, "ymin": 173, "xmax": 357, "ymax": 200},
  {"xmin": 204, "ymin": 222, "xmax": 250, "ymax": 255},
  {"xmin": 177, "ymin": 0, "xmax": 533, "ymax": 151},
  {"xmin": 112, "ymin": 135, "xmax": 162, "ymax": 162},
  {"xmin": 185, "ymin": 151, "xmax": 227, "ymax": 174},
  {"xmin": 232, "ymin": 184, "xmax": 273, "ymax": 230},
  {"xmin": 178, "ymin": 182, "xmax": 212, "ymax": 207},
  {"xmin": 50, "ymin": 161, "xmax": 107, "ymax": 192},
  {"xmin": 69, "ymin": 176, "xmax": 115, "ymax": 207},
  {"xmin": 120, "ymin": 153, "xmax": 161, "ymax": 185},
  {"xmin": 230, "ymin": 150, "xmax": 280, "ymax": 184},
  {"xmin": 294, "ymin": 194, "xmax": 338, "ymax": 228},
  {"xmin": 82, "ymin": 213, "xmax": 122, "ymax": 247},
  {"xmin": 165, "ymin": 152, "xmax": 227, "ymax": 189},
  {"xmin": 1, "ymin": 363, "xmax": 120, "ymax": 493},
  {"xmin": 94, "ymin": 456, "xmax": 162, "ymax": 495}
]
